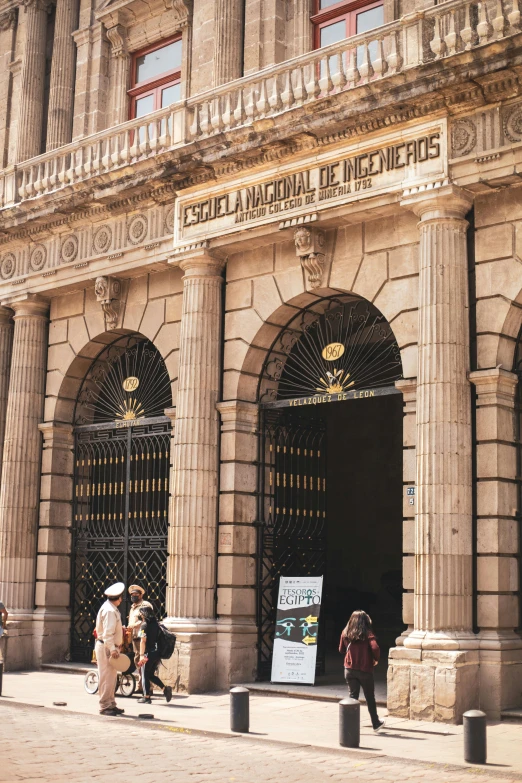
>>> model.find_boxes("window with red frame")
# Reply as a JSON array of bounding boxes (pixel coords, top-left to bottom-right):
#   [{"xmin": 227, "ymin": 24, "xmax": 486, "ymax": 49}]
[
  {"xmin": 129, "ymin": 37, "xmax": 182, "ymax": 120},
  {"xmin": 312, "ymin": 0, "xmax": 384, "ymax": 51}
]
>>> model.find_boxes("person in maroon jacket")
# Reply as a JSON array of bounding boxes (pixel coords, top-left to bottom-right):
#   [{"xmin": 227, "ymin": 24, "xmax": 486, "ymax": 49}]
[{"xmin": 339, "ymin": 610, "xmax": 385, "ymax": 731}]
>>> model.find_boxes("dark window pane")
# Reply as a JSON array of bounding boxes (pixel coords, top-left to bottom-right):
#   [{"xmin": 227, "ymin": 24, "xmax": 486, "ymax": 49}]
[
  {"xmin": 135, "ymin": 93, "xmax": 154, "ymax": 118},
  {"xmin": 161, "ymin": 82, "xmax": 181, "ymax": 107},
  {"xmin": 136, "ymin": 40, "xmax": 182, "ymax": 84},
  {"xmin": 319, "ymin": 19, "xmax": 346, "ymax": 48},
  {"xmin": 356, "ymin": 5, "xmax": 384, "ymax": 34}
]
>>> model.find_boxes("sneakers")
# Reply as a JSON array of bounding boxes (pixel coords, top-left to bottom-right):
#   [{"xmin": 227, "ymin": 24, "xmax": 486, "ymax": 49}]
[
  {"xmin": 373, "ymin": 719, "xmax": 385, "ymax": 732},
  {"xmin": 100, "ymin": 707, "xmax": 125, "ymax": 716},
  {"xmin": 138, "ymin": 697, "xmax": 152, "ymax": 704},
  {"xmin": 164, "ymin": 686, "xmax": 172, "ymax": 703}
]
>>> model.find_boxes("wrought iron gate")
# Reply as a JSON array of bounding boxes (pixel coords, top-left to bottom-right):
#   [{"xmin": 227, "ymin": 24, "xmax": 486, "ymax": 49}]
[
  {"xmin": 70, "ymin": 335, "xmax": 173, "ymax": 662},
  {"xmin": 71, "ymin": 419, "xmax": 170, "ymax": 661},
  {"xmin": 256, "ymin": 409, "xmax": 327, "ymax": 680}
]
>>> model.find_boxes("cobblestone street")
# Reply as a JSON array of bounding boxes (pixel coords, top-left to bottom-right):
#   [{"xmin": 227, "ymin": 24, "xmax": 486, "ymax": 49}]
[{"xmin": 1, "ymin": 702, "xmax": 520, "ymax": 783}]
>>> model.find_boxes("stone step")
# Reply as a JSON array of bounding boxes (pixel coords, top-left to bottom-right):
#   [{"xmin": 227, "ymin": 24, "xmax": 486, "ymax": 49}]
[
  {"xmin": 501, "ymin": 708, "xmax": 522, "ymax": 722},
  {"xmin": 41, "ymin": 662, "xmax": 95, "ymax": 675},
  {"xmin": 244, "ymin": 682, "xmax": 387, "ymax": 707}
]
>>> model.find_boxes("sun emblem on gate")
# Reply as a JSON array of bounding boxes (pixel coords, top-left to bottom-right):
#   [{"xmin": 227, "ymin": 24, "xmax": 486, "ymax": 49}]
[
  {"xmin": 316, "ymin": 369, "xmax": 355, "ymax": 394},
  {"xmin": 116, "ymin": 398, "xmax": 145, "ymax": 421}
]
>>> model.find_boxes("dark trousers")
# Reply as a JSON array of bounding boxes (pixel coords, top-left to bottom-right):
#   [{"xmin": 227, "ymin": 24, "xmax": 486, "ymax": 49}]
[
  {"xmin": 141, "ymin": 651, "xmax": 165, "ymax": 697},
  {"xmin": 344, "ymin": 668, "xmax": 380, "ymax": 728}
]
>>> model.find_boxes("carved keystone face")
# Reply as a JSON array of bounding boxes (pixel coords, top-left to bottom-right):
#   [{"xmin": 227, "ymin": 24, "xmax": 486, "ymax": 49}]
[{"xmin": 294, "ymin": 227, "xmax": 312, "ymax": 254}]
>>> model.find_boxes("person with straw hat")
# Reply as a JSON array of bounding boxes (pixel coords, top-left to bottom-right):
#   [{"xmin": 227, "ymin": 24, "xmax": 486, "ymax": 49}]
[{"xmin": 95, "ymin": 582, "xmax": 125, "ymax": 716}]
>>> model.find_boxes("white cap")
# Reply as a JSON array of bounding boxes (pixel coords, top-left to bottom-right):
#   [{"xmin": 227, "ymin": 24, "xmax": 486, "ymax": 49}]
[{"xmin": 104, "ymin": 582, "xmax": 125, "ymax": 598}]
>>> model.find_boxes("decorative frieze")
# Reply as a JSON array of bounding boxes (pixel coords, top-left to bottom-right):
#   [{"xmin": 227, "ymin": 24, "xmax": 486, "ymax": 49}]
[
  {"xmin": 0, "ymin": 202, "xmax": 174, "ymax": 287},
  {"xmin": 450, "ymin": 98, "xmax": 522, "ymax": 159}
]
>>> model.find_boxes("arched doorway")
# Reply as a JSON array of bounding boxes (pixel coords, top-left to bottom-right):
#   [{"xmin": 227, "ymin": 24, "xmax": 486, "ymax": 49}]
[
  {"xmin": 71, "ymin": 335, "xmax": 172, "ymax": 661},
  {"xmin": 256, "ymin": 293, "xmax": 404, "ymax": 681}
]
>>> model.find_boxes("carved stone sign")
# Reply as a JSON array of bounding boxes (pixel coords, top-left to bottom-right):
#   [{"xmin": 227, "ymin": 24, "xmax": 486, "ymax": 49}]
[{"xmin": 176, "ymin": 121, "xmax": 447, "ymax": 243}]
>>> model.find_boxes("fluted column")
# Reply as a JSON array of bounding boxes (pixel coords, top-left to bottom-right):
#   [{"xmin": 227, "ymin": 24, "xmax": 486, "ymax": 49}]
[
  {"xmin": 213, "ymin": 0, "xmax": 244, "ymax": 86},
  {"xmin": 0, "ymin": 307, "xmax": 14, "ymax": 484},
  {"xmin": 0, "ymin": 295, "xmax": 49, "ymax": 613},
  {"xmin": 0, "ymin": 9, "xmax": 18, "ymax": 167},
  {"xmin": 167, "ymin": 251, "xmax": 224, "ymax": 619},
  {"xmin": 15, "ymin": 0, "xmax": 50, "ymax": 162},
  {"xmin": 46, "ymin": 0, "xmax": 79, "ymax": 150},
  {"xmin": 402, "ymin": 185, "xmax": 474, "ymax": 645}
]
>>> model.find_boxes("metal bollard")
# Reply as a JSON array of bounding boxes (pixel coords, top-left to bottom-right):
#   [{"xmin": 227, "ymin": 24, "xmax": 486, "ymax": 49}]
[
  {"xmin": 0, "ymin": 660, "xmax": 3, "ymax": 697},
  {"xmin": 463, "ymin": 710, "xmax": 487, "ymax": 764},
  {"xmin": 339, "ymin": 697, "xmax": 360, "ymax": 748},
  {"xmin": 230, "ymin": 686, "xmax": 249, "ymax": 733}
]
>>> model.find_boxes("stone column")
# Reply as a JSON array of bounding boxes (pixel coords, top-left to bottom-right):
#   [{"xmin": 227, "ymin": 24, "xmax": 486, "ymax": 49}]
[
  {"xmin": 213, "ymin": 0, "xmax": 244, "ymax": 86},
  {"xmin": 0, "ymin": 295, "xmax": 49, "ymax": 616},
  {"xmin": 0, "ymin": 307, "xmax": 14, "ymax": 485},
  {"xmin": 388, "ymin": 185, "xmax": 478, "ymax": 724},
  {"xmin": 15, "ymin": 0, "xmax": 50, "ymax": 162},
  {"xmin": 162, "ymin": 250, "xmax": 224, "ymax": 692},
  {"xmin": 0, "ymin": 9, "xmax": 18, "ymax": 168},
  {"xmin": 46, "ymin": 0, "xmax": 79, "ymax": 151},
  {"xmin": 469, "ymin": 368, "xmax": 522, "ymax": 719},
  {"xmin": 167, "ymin": 250, "xmax": 224, "ymax": 619}
]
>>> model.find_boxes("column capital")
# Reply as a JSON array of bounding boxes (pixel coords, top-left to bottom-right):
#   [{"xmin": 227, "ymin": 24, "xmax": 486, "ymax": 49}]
[
  {"xmin": 22, "ymin": 0, "xmax": 54, "ymax": 12},
  {"xmin": 0, "ymin": 306, "xmax": 13, "ymax": 324},
  {"xmin": 401, "ymin": 182, "xmax": 473, "ymax": 222},
  {"xmin": 38, "ymin": 421, "xmax": 74, "ymax": 447},
  {"xmin": 2, "ymin": 294, "xmax": 49, "ymax": 319},
  {"xmin": 216, "ymin": 400, "xmax": 258, "ymax": 433},
  {"xmin": 171, "ymin": 246, "xmax": 226, "ymax": 280},
  {"xmin": 164, "ymin": 406, "xmax": 177, "ymax": 423},
  {"xmin": 395, "ymin": 377, "xmax": 417, "ymax": 403},
  {"xmin": 469, "ymin": 367, "xmax": 518, "ymax": 406}
]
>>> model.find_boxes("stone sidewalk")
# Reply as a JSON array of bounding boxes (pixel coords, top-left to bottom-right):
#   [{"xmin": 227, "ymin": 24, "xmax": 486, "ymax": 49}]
[{"xmin": 1, "ymin": 670, "xmax": 521, "ymax": 777}]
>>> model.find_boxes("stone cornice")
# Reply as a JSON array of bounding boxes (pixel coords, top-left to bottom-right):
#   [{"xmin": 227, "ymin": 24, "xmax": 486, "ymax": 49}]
[
  {"xmin": 2, "ymin": 31, "xmax": 522, "ymax": 236},
  {"xmin": 97, "ymin": 0, "xmax": 191, "ymax": 32}
]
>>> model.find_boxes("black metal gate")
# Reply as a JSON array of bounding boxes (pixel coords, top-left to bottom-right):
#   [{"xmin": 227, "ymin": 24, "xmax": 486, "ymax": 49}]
[
  {"xmin": 71, "ymin": 418, "xmax": 170, "ymax": 661},
  {"xmin": 70, "ymin": 335, "xmax": 173, "ymax": 662},
  {"xmin": 256, "ymin": 409, "xmax": 327, "ymax": 680}
]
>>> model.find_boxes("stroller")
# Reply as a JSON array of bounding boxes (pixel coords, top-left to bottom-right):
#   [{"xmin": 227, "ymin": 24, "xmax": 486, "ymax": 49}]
[{"xmin": 84, "ymin": 628, "xmax": 139, "ymax": 697}]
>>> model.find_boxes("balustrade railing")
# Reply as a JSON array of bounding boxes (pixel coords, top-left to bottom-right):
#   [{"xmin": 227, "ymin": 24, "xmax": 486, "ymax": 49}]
[{"xmin": 0, "ymin": 0, "xmax": 519, "ymax": 209}]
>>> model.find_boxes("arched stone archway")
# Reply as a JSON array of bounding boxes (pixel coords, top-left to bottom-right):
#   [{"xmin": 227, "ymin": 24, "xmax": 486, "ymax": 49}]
[
  {"xmin": 217, "ymin": 285, "xmax": 409, "ymax": 686},
  {"xmin": 34, "ymin": 289, "xmax": 181, "ymax": 665}
]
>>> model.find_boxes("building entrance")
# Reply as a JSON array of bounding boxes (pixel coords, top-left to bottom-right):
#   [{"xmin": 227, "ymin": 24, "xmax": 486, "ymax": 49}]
[
  {"xmin": 256, "ymin": 295, "xmax": 404, "ymax": 682},
  {"xmin": 70, "ymin": 336, "xmax": 172, "ymax": 662}
]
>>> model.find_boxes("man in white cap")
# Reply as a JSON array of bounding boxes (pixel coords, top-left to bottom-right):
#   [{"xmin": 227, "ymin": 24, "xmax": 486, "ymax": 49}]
[{"xmin": 95, "ymin": 582, "xmax": 125, "ymax": 716}]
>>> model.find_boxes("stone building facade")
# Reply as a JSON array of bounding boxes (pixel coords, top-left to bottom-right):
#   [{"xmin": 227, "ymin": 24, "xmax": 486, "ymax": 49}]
[{"xmin": 0, "ymin": 0, "xmax": 521, "ymax": 724}]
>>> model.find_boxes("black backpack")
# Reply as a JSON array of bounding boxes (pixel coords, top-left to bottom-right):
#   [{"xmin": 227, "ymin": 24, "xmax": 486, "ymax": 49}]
[{"xmin": 156, "ymin": 623, "xmax": 177, "ymax": 660}]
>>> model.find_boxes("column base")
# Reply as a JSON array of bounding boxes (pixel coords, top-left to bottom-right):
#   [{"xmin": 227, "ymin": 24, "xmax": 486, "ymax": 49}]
[
  {"xmin": 477, "ymin": 631, "xmax": 522, "ymax": 719},
  {"xmin": 388, "ymin": 638, "xmax": 480, "ymax": 723},
  {"xmin": 1, "ymin": 610, "xmax": 70, "ymax": 671},
  {"xmin": 1, "ymin": 616, "xmax": 36, "ymax": 671},
  {"xmin": 388, "ymin": 630, "xmax": 522, "ymax": 722},
  {"xmin": 160, "ymin": 618, "xmax": 257, "ymax": 693}
]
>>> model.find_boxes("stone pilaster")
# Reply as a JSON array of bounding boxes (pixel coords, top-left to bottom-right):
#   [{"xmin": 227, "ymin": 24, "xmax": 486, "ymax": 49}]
[
  {"xmin": 395, "ymin": 378, "xmax": 416, "ymax": 643},
  {"xmin": 33, "ymin": 422, "xmax": 74, "ymax": 666},
  {"xmin": 388, "ymin": 185, "xmax": 478, "ymax": 724},
  {"xmin": 161, "ymin": 250, "xmax": 224, "ymax": 692},
  {"xmin": 213, "ymin": 0, "xmax": 244, "ymax": 86},
  {"xmin": 0, "ymin": 307, "xmax": 13, "ymax": 486},
  {"xmin": 215, "ymin": 400, "xmax": 258, "ymax": 688},
  {"xmin": 469, "ymin": 368, "xmax": 522, "ymax": 719},
  {"xmin": 0, "ymin": 9, "xmax": 18, "ymax": 168},
  {"xmin": 293, "ymin": 0, "xmax": 313, "ymax": 57},
  {"xmin": 106, "ymin": 25, "xmax": 130, "ymax": 126},
  {"xmin": 46, "ymin": 0, "xmax": 79, "ymax": 151},
  {"xmin": 15, "ymin": 0, "xmax": 50, "ymax": 162},
  {"xmin": 0, "ymin": 295, "xmax": 49, "ymax": 670}
]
